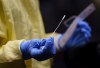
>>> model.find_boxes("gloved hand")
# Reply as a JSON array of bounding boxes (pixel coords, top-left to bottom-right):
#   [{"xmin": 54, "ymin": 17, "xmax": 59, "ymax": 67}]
[
  {"xmin": 20, "ymin": 37, "xmax": 56, "ymax": 61},
  {"xmin": 57, "ymin": 20, "xmax": 91, "ymax": 51}
]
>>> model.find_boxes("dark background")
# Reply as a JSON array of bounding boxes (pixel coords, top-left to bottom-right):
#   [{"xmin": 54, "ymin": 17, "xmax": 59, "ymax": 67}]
[
  {"xmin": 39, "ymin": 0, "xmax": 100, "ymax": 42},
  {"xmin": 39, "ymin": 0, "xmax": 100, "ymax": 68}
]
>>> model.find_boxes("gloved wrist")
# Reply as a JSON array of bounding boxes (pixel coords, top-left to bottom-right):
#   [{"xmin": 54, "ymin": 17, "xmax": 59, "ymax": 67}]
[{"xmin": 20, "ymin": 40, "xmax": 33, "ymax": 60}]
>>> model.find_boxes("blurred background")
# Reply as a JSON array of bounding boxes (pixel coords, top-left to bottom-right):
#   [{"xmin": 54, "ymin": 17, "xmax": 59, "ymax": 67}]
[{"xmin": 39, "ymin": 0, "xmax": 100, "ymax": 68}]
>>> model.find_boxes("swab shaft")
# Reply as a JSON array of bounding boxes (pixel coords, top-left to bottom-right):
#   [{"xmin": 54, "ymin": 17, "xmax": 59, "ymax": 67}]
[{"xmin": 51, "ymin": 15, "xmax": 66, "ymax": 37}]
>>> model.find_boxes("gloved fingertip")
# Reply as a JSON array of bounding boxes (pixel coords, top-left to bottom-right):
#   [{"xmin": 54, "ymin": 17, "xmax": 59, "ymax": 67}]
[
  {"xmin": 50, "ymin": 36, "xmax": 54, "ymax": 40},
  {"xmin": 78, "ymin": 20, "xmax": 88, "ymax": 26},
  {"xmin": 81, "ymin": 28, "xmax": 91, "ymax": 33},
  {"xmin": 84, "ymin": 33, "xmax": 91, "ymax": 41},
  {"xmin": 81, "ymin": 29, "xmax": 91, "ymax": 41},
  {"xmin": 81, "ymin": 28, "xmax": 86, "ymax": 32},
  {"xmin": 40, "ymin": 39, "xmax": 46, "ymax": 46},
  {"xmin": 78, "ymin": 21, "xmax": 92, "ymax": 32},
  {"xmin": 82, "ymin": 28, "xmax": 91, "ymax": 37},
  {"xmin": 47, "ymin": 37, "xmax": 54, "ymax": 44}
]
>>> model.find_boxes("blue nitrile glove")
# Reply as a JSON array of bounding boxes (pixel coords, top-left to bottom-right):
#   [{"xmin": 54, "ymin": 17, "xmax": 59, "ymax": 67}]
[
  {"xmin": 57, "ymin": 20, "xmax": 91, "ymax": 51},
  {"xmin": 20, "ymin": 37, "xmax": 56, "ymax": 61}
]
